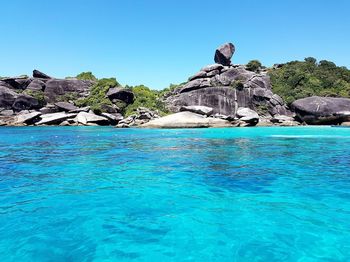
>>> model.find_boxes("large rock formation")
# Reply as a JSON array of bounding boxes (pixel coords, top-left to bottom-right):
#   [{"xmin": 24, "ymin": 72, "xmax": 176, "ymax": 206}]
[
  {"xmin": 165, "ymin": 43, "xmax": 291, "ymax": 124},
  {"xmin": 44, "ymin": 79, "xmax": 93, "ymax": 102},
  {"xmin": 291, "ymin": 96, "xmax": 350, "ymax": 124},
  {"xmin": 0, "ymin": 70, "xmax": 135, "ymax": 126},
  {"xmin": 142, "ymin": 111, "xmax": 232, "ymax": 128}
]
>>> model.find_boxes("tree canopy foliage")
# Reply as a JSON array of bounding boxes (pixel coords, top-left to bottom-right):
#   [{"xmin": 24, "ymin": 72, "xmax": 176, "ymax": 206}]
[
  {"xmin": 76, "ymin": 72, "xmax": 97, "ymax": 81},
  {"xmin": 124, "ymin": 85, "xmax": 169, "ymax": 116},
  {"xmin": 75, "ymin": 78, "xmax": 119, "ymax": 113},
  {"xmin": 269, "ymin": 58, "xmax": 350, "ymax": 104},
  {"xmin": 246, "ymin": 60, "xmax": 262, "ymax": 72}
]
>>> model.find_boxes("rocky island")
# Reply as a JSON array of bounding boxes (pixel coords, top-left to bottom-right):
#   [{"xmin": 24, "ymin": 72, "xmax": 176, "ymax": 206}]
[{"xmin": 1, "ymin": 42, "xmax": 350, "ymax": 128}]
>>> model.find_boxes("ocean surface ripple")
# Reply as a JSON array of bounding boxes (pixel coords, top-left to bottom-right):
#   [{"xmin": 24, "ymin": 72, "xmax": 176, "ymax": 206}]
[{"xmin": 0, "ymin": 126, "xmax": 350, "ymax": 261}]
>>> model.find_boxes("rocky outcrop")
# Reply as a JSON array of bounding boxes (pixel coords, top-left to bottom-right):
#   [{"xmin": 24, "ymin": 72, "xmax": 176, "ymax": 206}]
[
  {"xmin": 106, "ymin": 87, "xmax": 134, "ymax": 104},
  {"xmin": 33, "ymin": 70, "xmax": 52, "ymax": 79},
  {"xmin": 165, "ymin": 42, "xmax": 292, "ymax": 124},
  {"xmin": 291, "ymin": 96, "xmax": 350, "ymax": 124},
  {"xmin": 36, "ymin": 112, "xmax": 77, "ymax": 125},
  {"xmin": 55, "ymin": 102, "xmax": 78, "ymax": 112},
  {"xmin": 44, "ymin": 79, "xmax": 93, "ymax": 102},
  {"xmin": 142, "ymin": 111, "xmax": 232, "ymax": 128},
  {"xmin": 0, "ymin": 86, "xmax": 18, "ymax": 109},
  {"xmin": 214, "ymin": 43, "xmax": 235, "ymax": 66},
  {"xmin": 12, "ymin": 94, "xmax": 41, "ymax": 111},
  {"xmin": 116, "ymin": 107, "xmax": 159, "ymax": 128}
]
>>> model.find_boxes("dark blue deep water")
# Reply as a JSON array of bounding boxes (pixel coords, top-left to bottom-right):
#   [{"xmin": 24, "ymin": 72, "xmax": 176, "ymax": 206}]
[{"xmin": 0, "ymin": 126, "xmax": 350, "ymax": 261}]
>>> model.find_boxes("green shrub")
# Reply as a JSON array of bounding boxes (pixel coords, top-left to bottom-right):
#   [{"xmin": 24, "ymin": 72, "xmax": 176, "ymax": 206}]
[
  {"xmin": 76, "ymin": 72, "xmax": 97, "ymax": 81},
  {"xmin": 124, "ymin": 85, "xmax": 169, "ymax": 116},
  {"xmin": 57, "ymin": 92, "xmax": 80, "ymax": 102},
  {"xmin": 24, "ymin": 90, "xmax": 45, "ymax": 107},
  {"xmin": 76, "ymin": 78, "xmax": 119, "ymax": 114},
  {"xmin": 246, "ymin": 60, "xmax": 262, "ymax": 72},
  {"xmin": 230, "ymin": 80, "xmax": 244, "ymax": 90}
]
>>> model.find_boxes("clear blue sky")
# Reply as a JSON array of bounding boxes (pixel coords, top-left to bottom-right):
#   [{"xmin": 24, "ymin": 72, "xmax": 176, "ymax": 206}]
[{"xmin": 0, "ymin": 0, "xmax": 349, "ymax": 89}]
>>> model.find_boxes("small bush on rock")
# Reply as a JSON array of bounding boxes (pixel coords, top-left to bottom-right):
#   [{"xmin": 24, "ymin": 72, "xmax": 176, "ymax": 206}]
[{"xmin": 246, "ymin": 60, "xmax": 262, "ymax": 72}]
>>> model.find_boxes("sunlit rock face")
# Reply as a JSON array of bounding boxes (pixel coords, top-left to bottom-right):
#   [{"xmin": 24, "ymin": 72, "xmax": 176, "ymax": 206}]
[{"xmin": 165, "ymin": 43, "xmax": 290, "ymax": 117}]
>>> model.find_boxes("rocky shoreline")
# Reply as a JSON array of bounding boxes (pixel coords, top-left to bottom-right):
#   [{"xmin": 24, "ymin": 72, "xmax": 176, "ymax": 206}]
[{"xmin": 1, "ymin": 42, "xmax": 350, "ymax": 128}]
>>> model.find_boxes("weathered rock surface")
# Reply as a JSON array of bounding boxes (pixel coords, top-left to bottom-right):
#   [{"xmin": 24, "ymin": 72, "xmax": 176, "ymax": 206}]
[
  {"xmin": 16, "ymin": 112, "xmax": 42, "ymax": 125},
  {"xmin": 0, "ymin": 86, "xmax": 18, "ymax": 109},
  {"xmin": 142, "ymin": 111, "xmax": 232, "ymax": 128},
  {"xmin": 115, "ymin": 107, "xmax": 159, "ymax": 128},
  {"xmin": 291, "ymin": 96, "xmax": 350, "ymax": 124},
  {"xmin": 180, "ymin": 105, "xmax": 213, "ymax": 116},
  {"xmin": 44, "ymin": 79, "xmax": 94, "ymax": 102},
  {"xmin": 75, "ymin": 112, "xmax": 109, "ymax": 125},
  {"xmin": 12, "ymin": 94, "xmax": 41, "ymax": 111},
  {"xmin": 27, "ymin": 79, "xmax": 45, "ymax": 91},
  {"xmin": 33, "ymin": 69, "xmax": 52, "ymax": 79},
  {"xmin": 214, "ymin": 43, "xmax": 235, "ymax": 66},
  {"xmin": 55, "ymin": 102, "xmax": 78, "ymax": 112},
  {"xmin": 236, "ymin": 107, "xmax": 259, "ymax": 126},
  {"xmin": 106, "ymin": 87, "xmax": 134, "ymax": 104},
  {"xmin": 36, "ymin": 112, "xmax": 77, "ymax": 125},
  {"xmin": 166, "ymin": 47, "xmax": 291, "ymax": 120}
]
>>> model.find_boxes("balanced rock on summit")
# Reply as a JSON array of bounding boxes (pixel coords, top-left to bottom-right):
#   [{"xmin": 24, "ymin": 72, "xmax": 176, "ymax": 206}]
[{"xmin": 214, "ymin": 43, "xmax": 235, "ymax": 66}]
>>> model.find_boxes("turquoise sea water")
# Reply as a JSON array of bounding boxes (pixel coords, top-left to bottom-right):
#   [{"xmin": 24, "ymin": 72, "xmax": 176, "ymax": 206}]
[{"xmin": 0, "ymin": 126, "xmax": 350, "ymax": 261}]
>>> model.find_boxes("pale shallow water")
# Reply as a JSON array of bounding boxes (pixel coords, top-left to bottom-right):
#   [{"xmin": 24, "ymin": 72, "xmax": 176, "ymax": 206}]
[{"xmin": 0, "ymin": 126, "xmax": 350, "ymax": 261}]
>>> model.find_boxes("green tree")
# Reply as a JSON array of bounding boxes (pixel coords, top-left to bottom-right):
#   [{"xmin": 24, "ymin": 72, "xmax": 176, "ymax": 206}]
[
  {"xmin": 246, "ymin": 60, "xmax": 262, "ymax": 72},
  {"xmin": 76, "ymin": 72, "xmax": 97, "ymax": 81},
  {"xmin": 269, "ymin": 58, "xmax": 350, "ymax": 104},
  {"xmin": 76, "ymin": 78, "xmax": 119, "ymax": 113},
  {"xmin": 124, "ymin": 85, "xmax": 169, "ymax": 116}
]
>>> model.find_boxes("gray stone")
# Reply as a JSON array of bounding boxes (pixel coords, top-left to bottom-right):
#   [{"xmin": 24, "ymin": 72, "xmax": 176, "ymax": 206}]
[
  {"xmin": 201, "ymin": 64, "xmax": 224, "ymax": 73},
  {"xmin": 106, "ymin": 87, "xmax": 134, "ymax": 104},
  {"xmin": 0, "ymin": 86, "xmax": 18, "ymax": 109},
  {"xmin": 142, "ymin": 111, "xmax": 232, "ymax": 128},
  {"xmin": 12, "ymin": 94, "xmax": 41, "ymax": 111},
  {"xmin": 33, "ymin": 70, "xmax": 52, "ymax": 79},
  {"xmin": 69, "ymin": 106, "xmax": 91, "ymax": 113},
  {"xmin": 55, "ymin": 102, "xmax": 78, "ymax": 112},
  {"xmin": 179, "ymin": 78, "xmax": 211, "ymax": 93},
  {"xmin": 16, "ymin": 112, "xmax": 42, "ymax": 124},
  {"xmin": 214, "ymin": 43, "xmax": 235, "ymax": 66},
  {"xmin": 188, "ymin": 71, "xmax": 207, "ymax": 81},
  {"xmin": 0, "ymin": 109, "xmax": 14, "ymax": 116},
  {"xmin": 75, "ymin": 112, "xmax": 109, "ymax": 125},
  {"xmin": 37, "ymin": 112, "xmax": 77, "ymax": 125},
  {"xmin": 27, "ymin": 79, "xmax": 45, "ymax": 91},
  {"xmin": 180, "ymin": 105, "xmax": 213, "ymax": 116},
  {"xmin": 291, "ymin": 96, "xmax": 350, "ymax": 124},
  {"xmin": 44, "ymin": 79, "xmax": 94, "ymax": 102},
  {"xmin": 236, "ymin": 107, "xmax": 259, "ymax": 126}
]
